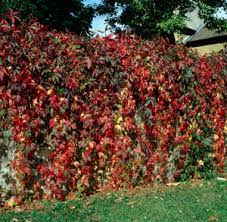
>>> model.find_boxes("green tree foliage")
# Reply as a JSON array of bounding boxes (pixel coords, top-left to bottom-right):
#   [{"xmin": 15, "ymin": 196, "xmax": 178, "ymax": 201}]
[
  {"xmin": 0, "ymin": 0, "xmax": 94, "ymax": 34},
  {"xmin": 97, "ymin": 0, "xmax": 227, "ymax": 40}
]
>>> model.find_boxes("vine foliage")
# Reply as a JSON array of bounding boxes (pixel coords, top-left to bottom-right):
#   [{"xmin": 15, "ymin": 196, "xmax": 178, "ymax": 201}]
[{"xmin": 0, "ymin": 10, "xmax": 226, "ymax": 206}]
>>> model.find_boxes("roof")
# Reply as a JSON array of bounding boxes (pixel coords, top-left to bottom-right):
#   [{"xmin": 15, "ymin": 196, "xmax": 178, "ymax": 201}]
[
  {"xmin": 185, "ymin": 8, "xmax": 204, "ymax": 31},
  {"xmin": 185, "ymin": 22, "xmax": 227, "ymax": 47}
]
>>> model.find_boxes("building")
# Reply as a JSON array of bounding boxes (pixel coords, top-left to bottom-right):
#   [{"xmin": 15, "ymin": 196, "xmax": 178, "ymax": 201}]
[
  {"xmin": 174, "ymin": 9, "xmax": 227, "ymax": 55},
  {"xmin": 184, "ymin": 25, "xmax": 227, "ymax": 55}
]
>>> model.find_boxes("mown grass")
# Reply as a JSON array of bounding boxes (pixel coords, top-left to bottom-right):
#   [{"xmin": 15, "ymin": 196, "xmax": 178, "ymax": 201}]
[{"xmin": 1, "ymin": 180, "xmax": 226, "ymax": 222}]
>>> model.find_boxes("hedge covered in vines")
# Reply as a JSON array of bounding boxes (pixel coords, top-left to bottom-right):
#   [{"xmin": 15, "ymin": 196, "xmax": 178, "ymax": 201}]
[{"xmin": 0, "ymin": 11, "xmax": 226, "ymax": 206}]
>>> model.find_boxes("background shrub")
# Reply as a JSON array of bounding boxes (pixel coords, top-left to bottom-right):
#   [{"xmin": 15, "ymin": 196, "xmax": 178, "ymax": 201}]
[{"xmin": 0, "ymin": 12, "xmax": 226, "ymax": 205}]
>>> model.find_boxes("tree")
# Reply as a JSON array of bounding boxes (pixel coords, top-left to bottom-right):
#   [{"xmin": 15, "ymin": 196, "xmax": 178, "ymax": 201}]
[
  {"xmin": 0, "ymin": 0, "xmax": 94, "ymax": 35},
  {"xmin": 97, "ymin": 0, "xmax": 227, "ymax": 41}
]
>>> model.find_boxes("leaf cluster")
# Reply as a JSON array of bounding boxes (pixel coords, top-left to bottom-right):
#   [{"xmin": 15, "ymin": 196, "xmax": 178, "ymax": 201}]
[
  {"xmin": 0, "ymin": 0, "xmax": 94, "ymax": 34},
  {"xmin": 97, "ymin": 0, "xmax": 227, "ymax": 39}
]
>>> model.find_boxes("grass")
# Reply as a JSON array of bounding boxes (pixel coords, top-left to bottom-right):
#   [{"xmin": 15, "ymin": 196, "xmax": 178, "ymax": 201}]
[{"xmin": 0, "ymin": 180, "xmax": 226, "ymax": 222}]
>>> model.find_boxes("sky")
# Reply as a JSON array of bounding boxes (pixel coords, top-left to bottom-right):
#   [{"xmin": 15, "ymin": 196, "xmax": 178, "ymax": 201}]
[
  {"xmin": 84, "ymin": 0, "xmax": 107, "ymax": 34},
  {"xmin": 84, "ymin": 0, "xmax": 227, "ymax": 33}
]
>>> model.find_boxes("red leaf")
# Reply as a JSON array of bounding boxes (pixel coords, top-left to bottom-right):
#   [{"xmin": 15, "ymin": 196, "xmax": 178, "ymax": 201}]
[
  {"xmin": 134, "ymin": 147, "xmax": 141, "ymax": 154},
  {"xmin": 0, "ymin": 68, "xmax": 6, "ymax": 81},
  {"xmin": 49, "ymin": 119, "xmax": 55, "ymax": 128}
]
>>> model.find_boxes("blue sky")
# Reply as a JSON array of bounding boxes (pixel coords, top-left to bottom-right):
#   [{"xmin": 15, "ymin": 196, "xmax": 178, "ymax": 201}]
[
  {"xmin": 84, "ymin": 0, "xmax": 100, "ymax": 4},
  {"xmin": 84, "ymin": 0, "xmax": 107, "ymax": 34},
  {"xmin": 84, "ymin": 0, "xmax": 227, "ymax": 33}
]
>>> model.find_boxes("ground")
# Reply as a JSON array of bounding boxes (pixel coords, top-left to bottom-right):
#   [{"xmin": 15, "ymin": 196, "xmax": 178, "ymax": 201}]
[{"xmin": 1, "ymin": 179, "xmax": 226, "ymax": 222}]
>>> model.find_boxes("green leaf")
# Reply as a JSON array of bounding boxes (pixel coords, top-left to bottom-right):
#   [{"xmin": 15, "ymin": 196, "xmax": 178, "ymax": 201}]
[
  {"xmin": 0, "ymin": 109, "xmax": 6, "ymax": 117},
  {"xmin": 183, "ymin": 66, "xmax": 194, "ymax": 83},
  {"xmin": 202, "ymin": 138, "xmax": 212, "ymax": 148}
]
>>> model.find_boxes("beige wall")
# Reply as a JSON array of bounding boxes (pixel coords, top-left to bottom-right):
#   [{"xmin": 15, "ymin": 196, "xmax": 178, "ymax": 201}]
[{"xmin": 192, "ymin": 42, "xmax": 226, "ymax": 55}]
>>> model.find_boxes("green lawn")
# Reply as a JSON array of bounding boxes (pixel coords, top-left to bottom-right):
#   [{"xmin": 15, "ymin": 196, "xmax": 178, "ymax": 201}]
[{"xmin": 1, "ymin": 180, "xmax": 226, "ymax": 222}]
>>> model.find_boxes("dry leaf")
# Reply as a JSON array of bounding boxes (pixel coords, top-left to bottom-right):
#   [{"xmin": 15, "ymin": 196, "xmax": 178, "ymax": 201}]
[
  {"xmin": 208, "ymin": 216, "xmax": 219, "ymax": 221},
  {"xmin": 166, "ymin": 182, "xmax": 181, "ymax": 186},
  {"xmin": 69, "ymin": 205, "xmax": 76, "ymax": 210},
  {"xmin": 67, "ymin": 192, "xmax": 76, "ymax": 201}
]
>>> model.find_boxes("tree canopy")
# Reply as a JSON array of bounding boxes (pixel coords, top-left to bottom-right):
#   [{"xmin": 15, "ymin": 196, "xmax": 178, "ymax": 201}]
[
  {"xmin": 97, "ymin": 0, "xmax": 227, "ymax": 39},
  {"xmin": 0, "ymin": 0, "xmax": 94, "ymax": 35},
  {"xmin": 0, "ymin": 0, "xmax": 226, "ymax": 38}
]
